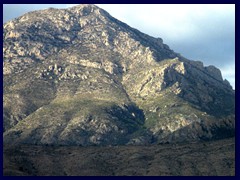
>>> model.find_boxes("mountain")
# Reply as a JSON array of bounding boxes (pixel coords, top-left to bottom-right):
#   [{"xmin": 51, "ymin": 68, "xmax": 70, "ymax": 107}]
[{"xmin": 3, "ymin": 4, "xmax": 235, "ymax": 146}]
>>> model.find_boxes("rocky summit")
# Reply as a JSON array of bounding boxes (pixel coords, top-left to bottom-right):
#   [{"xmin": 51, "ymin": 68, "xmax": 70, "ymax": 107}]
[{"xmin": 3, "ymin": 4, "xmax": 235, "ymax": 146}]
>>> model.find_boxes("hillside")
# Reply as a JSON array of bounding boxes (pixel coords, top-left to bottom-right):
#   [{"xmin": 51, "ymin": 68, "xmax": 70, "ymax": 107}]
[{"xmin": 3, "ymin": 137, "xmax": 235, "ymax": 176}]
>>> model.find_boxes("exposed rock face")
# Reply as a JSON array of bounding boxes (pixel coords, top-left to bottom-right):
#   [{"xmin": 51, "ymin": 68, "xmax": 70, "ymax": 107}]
[{"xmin": 3, "ymin": 4, "xmax": 235, "ymax": 146}]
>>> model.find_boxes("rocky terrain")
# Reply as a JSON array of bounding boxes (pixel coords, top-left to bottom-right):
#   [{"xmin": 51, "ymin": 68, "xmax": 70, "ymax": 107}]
[
  {"xmin": 3, "ymin": 137, "xmax": 235, "ymax": 176},
  {"xmin": 3, "ymin": 4, "xmax": 235, "ymax": 146}
]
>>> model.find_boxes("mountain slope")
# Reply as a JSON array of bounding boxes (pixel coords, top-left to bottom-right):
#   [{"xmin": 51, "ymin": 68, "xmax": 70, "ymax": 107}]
[
  {"xmin": 3, "ymin": 4, "xmax": 235, "ymax": 146},
  {"xmin": 4, "ymin": 137, "xmax": 235, "ymax": 176}
]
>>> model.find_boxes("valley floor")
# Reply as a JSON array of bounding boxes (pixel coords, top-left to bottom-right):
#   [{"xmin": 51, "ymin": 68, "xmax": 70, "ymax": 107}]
[{"xmin": 3, "ymin": 137, "xmax": 235, "ymax": 176}]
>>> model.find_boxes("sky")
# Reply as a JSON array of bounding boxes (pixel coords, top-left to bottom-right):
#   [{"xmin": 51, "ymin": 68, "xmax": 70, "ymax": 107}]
[{"xmin": 3, "ymin": 4, "xmax": 235, "ymax": 89}]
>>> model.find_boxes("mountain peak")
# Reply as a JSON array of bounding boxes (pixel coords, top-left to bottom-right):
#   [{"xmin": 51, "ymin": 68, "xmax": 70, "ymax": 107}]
[
  {"xmin": 68, "ymin": 4, "xmax": 98, "ymax": 10},
  {"xmin": 67, "ymin": 4, "xmax": 103, "ymax": 16}
]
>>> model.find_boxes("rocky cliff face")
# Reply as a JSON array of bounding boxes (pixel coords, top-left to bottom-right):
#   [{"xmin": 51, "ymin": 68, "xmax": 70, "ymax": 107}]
[{"xmin": 3, "ymin": 4, "xmax": 235, "ymax": 146}]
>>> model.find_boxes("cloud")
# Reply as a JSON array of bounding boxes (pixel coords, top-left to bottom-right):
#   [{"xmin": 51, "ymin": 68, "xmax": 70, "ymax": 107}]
[
  {"xmin": 98, "ymin": 4, "xmax": 234, "ymax": 41},
  {"xmin": 220, "ymin": 62, "xmax": 235, "ymax": 89}
]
